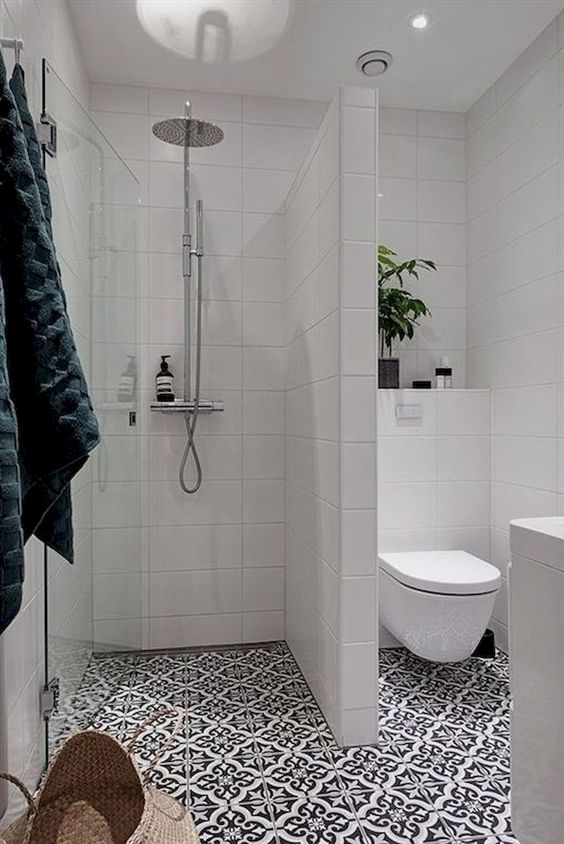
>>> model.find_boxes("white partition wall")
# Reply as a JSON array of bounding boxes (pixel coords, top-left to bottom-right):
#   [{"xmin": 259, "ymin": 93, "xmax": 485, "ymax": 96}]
[{"xmin": 285, "ymin": 87, "xmax": 378, "ymax": 746}]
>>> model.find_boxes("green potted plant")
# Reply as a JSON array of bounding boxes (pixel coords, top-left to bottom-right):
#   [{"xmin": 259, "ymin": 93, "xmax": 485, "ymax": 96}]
[{"xmin": 378, "ymin": 245, "xmax": 437, "ymax": 388}]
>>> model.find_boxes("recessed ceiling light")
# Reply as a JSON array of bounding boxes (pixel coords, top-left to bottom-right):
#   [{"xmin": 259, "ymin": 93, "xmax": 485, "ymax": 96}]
[{"xmin": 410, "ymin": 12, "xmax": 430, "ymax": 29}]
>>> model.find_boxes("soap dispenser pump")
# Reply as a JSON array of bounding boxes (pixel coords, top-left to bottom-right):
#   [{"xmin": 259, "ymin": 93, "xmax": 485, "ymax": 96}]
[{"xmin": 156, "ymin": 355, "xmax": 175, "ymax": 402}]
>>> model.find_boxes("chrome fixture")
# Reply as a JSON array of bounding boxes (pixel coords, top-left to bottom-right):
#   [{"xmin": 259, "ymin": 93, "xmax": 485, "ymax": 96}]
[
  {"xmin": 356, "ymin": 50, "xmax": 393, "ymax": 77},
  {"xmin": 150, "ymin": 102, "xmax": 224, "ymax": 494},
  {"xmin": 0, "ymin": 38, "xmax": 23, "ymax": 63},
  {"xmin": 37, "ymin": 113, "xmax": 58, "ymax": 158},
  {"xmin": 149, "ymin": 399, "xmax": 225, "ymax": 413},
  {"xmin": 152, "ymin": 117, "xmax": 224, "ymax": 147}
]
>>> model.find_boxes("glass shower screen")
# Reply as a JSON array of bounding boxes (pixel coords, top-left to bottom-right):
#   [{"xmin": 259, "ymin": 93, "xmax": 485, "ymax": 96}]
[{"xmin": 41, "ymin": 60, "xmax": 142, "ymax": 756}]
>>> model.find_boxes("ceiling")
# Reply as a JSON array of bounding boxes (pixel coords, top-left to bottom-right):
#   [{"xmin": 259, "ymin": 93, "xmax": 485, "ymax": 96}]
[{"xmin": 69, "ymin": 0, "xmax": 564, "ymax": 112}]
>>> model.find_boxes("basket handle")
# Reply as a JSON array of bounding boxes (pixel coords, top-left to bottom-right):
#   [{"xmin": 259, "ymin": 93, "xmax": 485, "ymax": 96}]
[
  {"xmin": 124, "ymin": 706, "xmax": 184, "ymax": 782},
  {"xmin": 0, "ymin": 773, "xmax": 36, "ymax": 844}
]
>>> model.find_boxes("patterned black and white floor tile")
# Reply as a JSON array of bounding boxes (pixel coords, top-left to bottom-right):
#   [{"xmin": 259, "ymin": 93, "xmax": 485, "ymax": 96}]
[{"xmin": 55, "ymin": 642, "xmax": 516, "ymax": 844}]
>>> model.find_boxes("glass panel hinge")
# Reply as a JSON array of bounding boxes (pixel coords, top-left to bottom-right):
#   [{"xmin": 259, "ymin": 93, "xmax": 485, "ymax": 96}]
[
  {"xmin": 40, "ymin": 677, "xmax": 60, "ymax": 721},
  {"xmin": 37, "ymin": 113, "xmax": 57, "ymax": 158}
]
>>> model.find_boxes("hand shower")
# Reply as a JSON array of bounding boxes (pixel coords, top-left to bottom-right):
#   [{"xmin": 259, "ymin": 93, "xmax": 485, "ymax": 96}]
[{"xmin": 151, "ymin": 104, "xmax": 224, "ymax": 494}]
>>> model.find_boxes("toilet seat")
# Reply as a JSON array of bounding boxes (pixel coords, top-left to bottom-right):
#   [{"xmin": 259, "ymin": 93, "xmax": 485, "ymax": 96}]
[{"xmin": 379, "ymin": 550, "xmax": 501, "ymax": 596}]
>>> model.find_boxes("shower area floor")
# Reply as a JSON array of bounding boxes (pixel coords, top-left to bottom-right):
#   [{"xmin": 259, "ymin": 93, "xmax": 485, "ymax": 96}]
[{"xmin": 55, "ymin": 642, "xmax": 515, "ymax": 844}]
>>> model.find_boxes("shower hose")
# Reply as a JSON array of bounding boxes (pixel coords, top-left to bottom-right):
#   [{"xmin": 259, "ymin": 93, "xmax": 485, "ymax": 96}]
[{"xmin": 179, "ymin": 253, "xmax": 203, "ymax": 494}]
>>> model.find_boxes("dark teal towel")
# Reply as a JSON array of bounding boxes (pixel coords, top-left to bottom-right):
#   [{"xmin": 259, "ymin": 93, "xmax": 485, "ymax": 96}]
[
  {"xmin": 9, "ymin": 63, "xmax": 75, "ymax": 563},
  {"xmin": 0, "ymin": 52, "xmax": 100, "ymax": 633},
  {"xmin": 0, "ymin": 272, "xmax": 24, "ymax": 634}
]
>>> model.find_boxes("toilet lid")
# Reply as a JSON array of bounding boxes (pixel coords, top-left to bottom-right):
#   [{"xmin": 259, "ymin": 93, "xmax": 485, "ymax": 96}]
[{"xmin": 378, "ymin": 550, "xmax": 501, "ymax": 595}]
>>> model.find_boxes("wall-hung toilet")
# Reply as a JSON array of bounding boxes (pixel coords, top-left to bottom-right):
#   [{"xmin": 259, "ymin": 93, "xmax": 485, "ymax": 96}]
[{"xmin": 379, "ymin": 550, "xmax": 501, "ymax": 663}]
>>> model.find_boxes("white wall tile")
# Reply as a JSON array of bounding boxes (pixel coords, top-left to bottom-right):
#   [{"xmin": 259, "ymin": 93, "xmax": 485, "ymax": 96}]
[
  {"xmin": 243, "ymin": 524, "xmax": 285, "ymax": 567},
  {"xmin": 242, "ymin": 611, "xmax": 285, "ymax": 642},
  {"xmin": 243, "ymin": 213, "xmax": 285, "ymax": 258},
  {"xmin": 494, "ymin": 436, "xmax": 557, "ymax": 491},
  {"xmin": 243, "ymin": 436, "xmax": 284, "ymax": 479},
  {"xmin": 149, "ymin": 435, "xmax": 242, "ymax": 481},
  {"xmin": 379, "ymin": 134, "xmax": 417, "ymax": 178},
  {"xmin": 243, "ymin": 391, "xmax": 285, "ymax": 435},
  {"xmin": 379, "ymin": 108, "xmax": 417, "ymax": 136},
  {"xmin": 243, "ymin": 169, "xmax": 295, "ymax": 214},
  {"xmin": 243, "ymin": 347, "xmax": 286, "ymax": 390},
  {"xmin": 243, "ymin": 480, "xmax": 284, "ymax": 523},
  {"xmin": 342, "ymin": 87, "xmax": 375, "ymax": 108},
  {"xmin": 437, "ymin": 391, "xmax": 490, "ymax": 436},
  {"xmin": 149, "ymin": 480, "xmax": 242, "ymax": 526},
  {"xmin": 243, "ymin": 96, "xmax": 327, "ymax": 128},
  {"xmin": 341, "ymin": 377, "xmax": 376, "ymax": 442},
  {"xmin": 379, "ymin": 482, "xmax": 437, "ymax": 530},
  {"xmin": 467, "ymin": 86, "xmax": 496, "ymax": 138},
  {"xmin": 243, "ymin": 567, "xmax": 284, "ymax": 611},
  {"xmin": 342, "ymin": 106, "xmax": 375, "ymax": 174},
  {"xmin": 497, "ymin": 110, "xmax": 557, "ymax": 199},
  {"xmin": 243, "ymin": 257, "xmax": 285, "ymax": 302},
  {"xmin": 149, "ymin": 614, "xmax": 242, "ymax": 649},
  {"xmin": 418, "ymin": 111, "xmax": 466, "ymax": 139},
  {"xmin": 243, "ymin": 124, "xmax": 315, "ymax": 171},
  {"xmin": 342, "ymin": 578, "xmax": 377, "ymax": 642},
  {"xmin": 418, "ymin": 222, "xmax": 466, "ymax": 266},
  {"xmin": 379, "ymin": 436, "xmax": 437, "ymax": 483},
  {"xmin": 91, "ymin": 83, "xmax": 148, "ymax": 114},
  {"xmin": 342, "ymin": 444, "xmax": 376, "ymax": 509},
  {"xmin": 149, "ymin": 524, "xmax": 242, "ymax": 570},
  {"xmin": 437, "ymin": 481, "xmax": 490, "ymax": 527},
  {"xmin": 92, "ymin": 110, "xmax": 149, "ymax": 160},
  {"xmin": 341, "ymin": 310, "xmax": 375, "ymax": 376},
  {"xmin": 438, "ymin": 436, "xmax": 490, "ymax": 481},
  {"xmin": 417, "ymin": 137, "xmax": 466, "ymax": 181},
  {"xmin": 342, "ymin": 175, "xmax": 375, "ymax": 241},
  {"xmin": 467, "ymin": 115, "xmax": 497, "ymax": 177},
  {"xmin": 149, "ymin": 570, "xmax": 242, "ymax": 616},
  {"xmin": 342, "ymin": 510, "xmax": 376, "ymax": 576},
  {"xmin": 496, "ymin": 20, "xmax": 558, "ymax": 107},
  {"xmin": 342, "ymin": 242, "xmax": 376, "ymax": 309},
  {"xmin": 243, "ymin": 303, "xmax": 286, "ymax": 347},
  {"xmin": 417, "ymin": 180, "xmax": 466, "ymax": 224},
  {"xmin": 379, "ymin": 178, "xmax": 416, "ymax": 222},
  {"xmin": 341, "ymin": 643, "xmax": 377, "ymax": 709},
  {"xmin": 493, "ymin": 385, "xmax": 557, "ymax": 437},
  {"xmin": 497, "ymin": 56, "xmax": 557, "ymax": 153}
]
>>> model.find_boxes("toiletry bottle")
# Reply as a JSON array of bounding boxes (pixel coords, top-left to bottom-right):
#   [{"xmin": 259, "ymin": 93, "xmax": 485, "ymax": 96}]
[
  {"xmin": 118, "ymin": 355, "xmax": 137, "ymax": 402},
  {"xmin": 156, "ymin": 355, "xmax": 175, "ymax": 402},
  {"xmin": 440, "ymin": 356, "xmax": 453, "ymax": 389},
  {"xmin": 435, "ymin": 356, "xmax": 453, "ymax": 389},
  {"xmin": 435, "ymin": 364, "xmax": 445, "ymax": 390}
]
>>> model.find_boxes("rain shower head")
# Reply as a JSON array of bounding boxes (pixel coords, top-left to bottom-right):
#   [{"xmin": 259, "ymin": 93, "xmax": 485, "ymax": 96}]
[{"xmin": 152, "ymin": 117, "xmax": 224, "ymax": 147}]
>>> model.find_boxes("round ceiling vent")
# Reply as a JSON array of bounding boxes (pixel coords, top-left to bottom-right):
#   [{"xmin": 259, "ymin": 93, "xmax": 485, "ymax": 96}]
[{"xmin": 356, "ymin": 50, "xmax": 393, "ymax": 77}]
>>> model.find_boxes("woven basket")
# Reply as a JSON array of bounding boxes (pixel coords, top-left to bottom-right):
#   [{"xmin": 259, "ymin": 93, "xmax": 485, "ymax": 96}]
[{"xmin": 0, "ymin": 708, "xmax": 199, "ymax": 844}]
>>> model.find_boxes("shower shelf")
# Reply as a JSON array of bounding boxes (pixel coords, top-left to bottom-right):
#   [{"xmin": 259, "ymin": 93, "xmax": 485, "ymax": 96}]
[{"xmin": 150, "ymin": 399, "xmax": 224, "ymax": 414}]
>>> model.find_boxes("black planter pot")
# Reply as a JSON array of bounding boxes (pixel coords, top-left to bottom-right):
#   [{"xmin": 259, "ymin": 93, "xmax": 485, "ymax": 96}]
[{"xmin": 379, "ymin": 357, "xmax": 399, "ymax": 389}]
